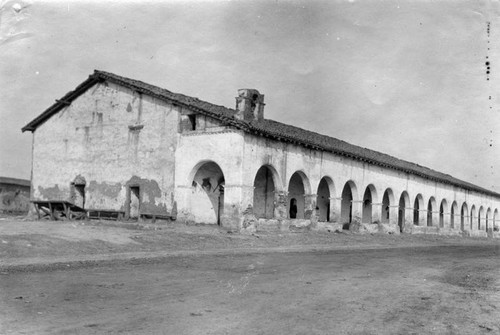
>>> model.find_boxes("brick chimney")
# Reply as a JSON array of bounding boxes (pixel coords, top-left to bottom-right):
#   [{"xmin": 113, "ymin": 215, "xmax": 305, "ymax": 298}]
[{"xmin": 235, "ymin": 89, "xmax": 265, "ymax": 121}]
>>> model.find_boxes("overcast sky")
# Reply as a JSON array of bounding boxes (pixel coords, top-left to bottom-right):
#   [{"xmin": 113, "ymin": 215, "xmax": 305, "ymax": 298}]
[{"xmin": 1, "ymin": 0, "xmax": 499, "ymax": 192}]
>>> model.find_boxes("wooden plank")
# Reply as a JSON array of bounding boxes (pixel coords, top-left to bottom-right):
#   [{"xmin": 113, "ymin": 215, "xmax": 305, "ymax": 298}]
[
  {"xmin": 48, "ymin": 202, "xmax": 54, "ymax": 220},
  {"xmin": 35, "ymin": 203, "xmax": 41, "ymax": 220}
]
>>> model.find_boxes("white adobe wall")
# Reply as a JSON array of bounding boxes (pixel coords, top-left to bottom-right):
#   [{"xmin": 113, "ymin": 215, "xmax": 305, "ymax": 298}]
[
  {"xmin": 174, "ymin": 129, "xmax": 246, "ymax": 228},
  {"xmin": 239, "ymin": 133, "xmax": 500, "ymax": 234},
  {"xmin": 31, "ymin": 82, "xmax": 179, "ymax": 215}
]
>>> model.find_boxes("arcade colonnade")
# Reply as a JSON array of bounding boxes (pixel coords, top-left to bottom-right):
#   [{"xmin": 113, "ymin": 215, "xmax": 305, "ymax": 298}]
[{"xmin": 175, "ymin": 131, "xmax": 500, "ymax": 235}]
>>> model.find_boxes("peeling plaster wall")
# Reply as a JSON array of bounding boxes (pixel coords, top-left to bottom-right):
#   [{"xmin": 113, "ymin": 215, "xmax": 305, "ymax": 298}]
[
  {"xmin": 29, "ymin": 81, "xmax": 500, "ymax": 232},
  {"xmin": 31, "ymin": 82, "xmax": 179, "ymax": 214}
]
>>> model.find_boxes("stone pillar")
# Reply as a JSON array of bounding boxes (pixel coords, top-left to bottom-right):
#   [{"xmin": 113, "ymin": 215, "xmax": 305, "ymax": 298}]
[
  {"xmin": 442, "ymin": 212, "xmax": 451, "ymax": 228},
  {"xmin": 388, "ymin": 205, "xmax": 399, "ymax": 225},
  {"xmin": 304, "ymin": 193, "xmax": 317, "ymax": 221},
  {"xmin": 463, "ymin": 215, "xmax": 470, "ymax": 231},
  {"xmin": 351, "ymin": 200, "xmax": 363, "ymax": 224},
  {"xmin": 432, "ymin": 210, "xmax": 439, "ymax": 227},
  {"xmin": 329, "ymin": 197, "xmax": 342, "ymax": 223},
  {"xmin": 418, "ymin": 209, "xmax": 427, "ymax": 226},
  {"xmin": 404, "ymin": 207, "xmax": 414, "ymax": 226},
  {"xmin": 274, "ymin": 191, "xmax": 288, "ymax": 219},
  {"xmin": 402, "ymin": 207, "xmax": 414, "ymax": 233},
  {"xmin": 470, "ymin": 215, "xmax": 476, "ymax": 231},
  {"xmin": 451, "ymin": 213, "xmax": 460, "ymax": 229},
  {"xmin": 371, "ymin": 202, "xmax": 383, "ymax": 224},
  {"xmin": 479, "ymin": 217, "xmax": 485, "ymax": 231},
  {"xmin": 220, "ymin": 184, "xmax": 253, "ymax": 230}
]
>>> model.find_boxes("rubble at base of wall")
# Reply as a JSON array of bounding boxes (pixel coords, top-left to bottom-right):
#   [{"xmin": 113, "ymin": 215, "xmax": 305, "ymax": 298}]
[
  {"xmin": 354, "ymin": 223, "xmax": 400, "ymax": 235},
  {"xmin": 437, "ymin": 228, "xmax": 462, "ymax": 236},
  {"xmin": 469, "ymin": 230, "xmax": 488, "ymax": 238},
  {"xmin": 289, "ymin": 219, "xmax": 312, "ymax": 232},
  {"xmin": 356, "ymin": 223, "xmax": 379, "ymax": 234},
  {"xmin": 378, "ymin": 223, "xmax": 400, "ymax": 235},
  {"xmin": 311, "ymin": 221, "xmax": 343, "ymax": 233},
  {"xmin": 255, "ymin": 218, "xmax": 280, "ymax": 232},
  {"xmin": 411, "ymin": 225, "xmax": 439, "ymax": 235},
  {"xmin": 241, "ymin": 217, "xmax": 498, "ymax": 239}
]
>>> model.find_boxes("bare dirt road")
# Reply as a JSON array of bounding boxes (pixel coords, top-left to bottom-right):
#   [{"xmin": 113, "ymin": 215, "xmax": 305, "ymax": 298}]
[{"xmin": 1, "ymin": 244, "xmax": 500, "ymax": 335}]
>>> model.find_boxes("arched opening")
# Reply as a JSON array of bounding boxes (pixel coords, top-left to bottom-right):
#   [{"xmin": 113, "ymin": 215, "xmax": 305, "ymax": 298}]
[
  {"xmin": 494, "ymin": 209, "xmax": 499, "ymax": 232},
  {"xmin": 450, "ymin": 201, "xmax": 458, "ymax": 229},
  {"xmin": 439, "ymin": 199, "xmax": 447, "ymax": 228},
  {"xmin": 414, "ymin": 194, "xmax": 423, "ymax": 225},
  {"xmin": 470, "ymin": 205, "xmax": 476, "ymax": 230},
  {"xmin": 398, "ymin": 191, "xmax": 409, "ymax": 233},
  {"xmin": 362, "ymin": 185, "xmax": 377, "ymax": 224},
  {"xmin": 478, "ymin": 206, "xmax": 484, "ymax": 230},
  {"xmin": 287, "ymin": 172, "xmax": 308, "ymax": 219},
  {"xmin": 317, "ymin": 177, "xmax": 334, "ymax": 222},
  {"xmin": 253, "ymin": 166, "xmax": 276, "ymax": 219},
  {"xmin": 341, "ymin": 181, "xmax": 357, "ymax": 229},
  {"xmin": 427, "ymin": 197, "xmax": 436, "ymax": 227},
  {"xmin": 381, "ymin": 189, "xmax": 393, "ymax": 223},
  {"xmin": 486, "ymin": 208, "xmax": 491, "ymax": 232},
  {"xmin": 460, "ymin": 203, "xmax": 468, "ymax": 231},
  {"xmin": 190, "ymin": 161, "xmax": 225, "ymax": 225}
]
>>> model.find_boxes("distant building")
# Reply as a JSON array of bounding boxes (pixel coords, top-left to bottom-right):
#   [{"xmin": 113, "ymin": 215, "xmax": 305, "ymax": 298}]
[
  {"xmin": 0, "ymin": 177, "xmax": 30, "ymax": 214},
  {"xmin": 22, "ymin": 70, "xmax": 500, "ymax": 237}
]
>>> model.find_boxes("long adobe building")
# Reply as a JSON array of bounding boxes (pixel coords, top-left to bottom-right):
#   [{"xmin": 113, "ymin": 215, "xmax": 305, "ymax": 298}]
[{"xmin": 22, "ymin": 70, "xmax": 500, "ymax": 236}]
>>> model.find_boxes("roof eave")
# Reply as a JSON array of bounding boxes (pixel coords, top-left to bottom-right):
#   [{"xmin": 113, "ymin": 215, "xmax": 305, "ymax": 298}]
[{"xmin": 21, "ymin": 73, "xmax": 101, "ymax": 133}]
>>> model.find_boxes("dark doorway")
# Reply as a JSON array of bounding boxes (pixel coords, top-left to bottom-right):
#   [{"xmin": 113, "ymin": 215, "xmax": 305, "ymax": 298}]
[
  {"xmin": 317, "ymin": 178, "xmax": 331, "ymax": 222},
  {"xmin": 414, "ymin": 198, "xmax": 420, "ymax": 225},
  {"xmin": 340, "ymin": 183, "xmax": 354, "ymax": 229},
  {"xmin": 288, "ymin": 173, "xmax": 306, "ymax": 219},
  {"xmin": 398, "ymin": 195, "xmax": 405, "ymax": 232},
  {"xmin": 128, "ymin": 186, "xmax": 140, "ymax": 219},
  {"xmin": 253, "ymin": 166, "xmax": 275, "ymax": 219},
  {"xmin": 289, "ymin": 198, "xmax": 297, "ymax": 219},
  {"xmin": 217, "ymin": 185, "xmax": 224, "ymax": 225},
  {"xmin": 73, "ymin": 184, "xmax": 85, "ymax": 208}
]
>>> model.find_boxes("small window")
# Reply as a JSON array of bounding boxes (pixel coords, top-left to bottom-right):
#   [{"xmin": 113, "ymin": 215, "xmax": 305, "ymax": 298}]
[{"xmin": 188, "ymin": 115, "xmax": 196, "ymax": 130}]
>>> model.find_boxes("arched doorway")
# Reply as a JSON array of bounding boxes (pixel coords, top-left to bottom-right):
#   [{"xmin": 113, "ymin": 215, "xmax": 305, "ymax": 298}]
[
  {"xmin": 460, "ymin": 202, "xmax": 468, "ymax": 231},
  {"xmin": 494, "ymin": 209, "xmax": 499, "ymax": 232},
  {"xmin": 288, "ymin": 172, "xmax": 309, "ymax": 219},
  {"xmin": 317, "ymin": 177, "xmax": 334, "ymax": 222},
  {"xmin": 478, "ymin": 206, "xmax": 484, "ymax": 230},
  {"xmin": 253, "ymin": 166, "xmax": 277, "ymax": 219},
  {"xmin": 450, "ymin": 201, "xmax": 458, "ymax": 229},
  {"xmin": 362, "ymin": 185, "xmax": 377, "ymax": 224},
  {"xmin": 439, "ymin": 199, "xmax": 447, "ymax": 228},
  {"xmin": 340, "ymin": 181, "xmax": 357, "ymax": 229},
  {"xmin": 381, "ymin": 189, "xmax": 393, "ymax": 224},
  {"xmin": 414, "ymin": 194, "xmax": 424, "ymax": 225},
  {"xmin": 190, "ymin": 161, "xmax": 225, "ymax": 225},
  {"xmin": 470, "ymin": 205, "xmax": 476, "ymax": 230},
  {"xmin": 427, "ymin": 197, "xmax": 436, "ymax": 227},
  {"xmin": 486, "ymin": 208, "xmax": 491, "ymax": 232},
  {"xmin": 398, "ymin": 191, "xmax": 410, "ymax": 233}
]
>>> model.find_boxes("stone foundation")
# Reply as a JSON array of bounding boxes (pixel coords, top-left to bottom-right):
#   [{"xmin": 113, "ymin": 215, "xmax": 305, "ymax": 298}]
[{"xmin": 311, "ymin": 221, "xmax": 343, "ymax": 233}]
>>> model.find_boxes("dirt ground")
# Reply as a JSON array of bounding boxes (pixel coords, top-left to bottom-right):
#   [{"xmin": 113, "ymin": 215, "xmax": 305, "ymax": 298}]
[
  {"xmin": 1, "ymin": 216, "xmax": 500, "ymax": 334},
  {"xmin": 1, "ymin": 217, "xmax": 499, "ymax": 264}
]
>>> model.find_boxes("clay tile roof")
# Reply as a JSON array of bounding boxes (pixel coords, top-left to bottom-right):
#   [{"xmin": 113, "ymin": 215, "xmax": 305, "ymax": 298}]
[{"xmin": 22, "ymin": 70, "xmax": 500, "ymax": 197}]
